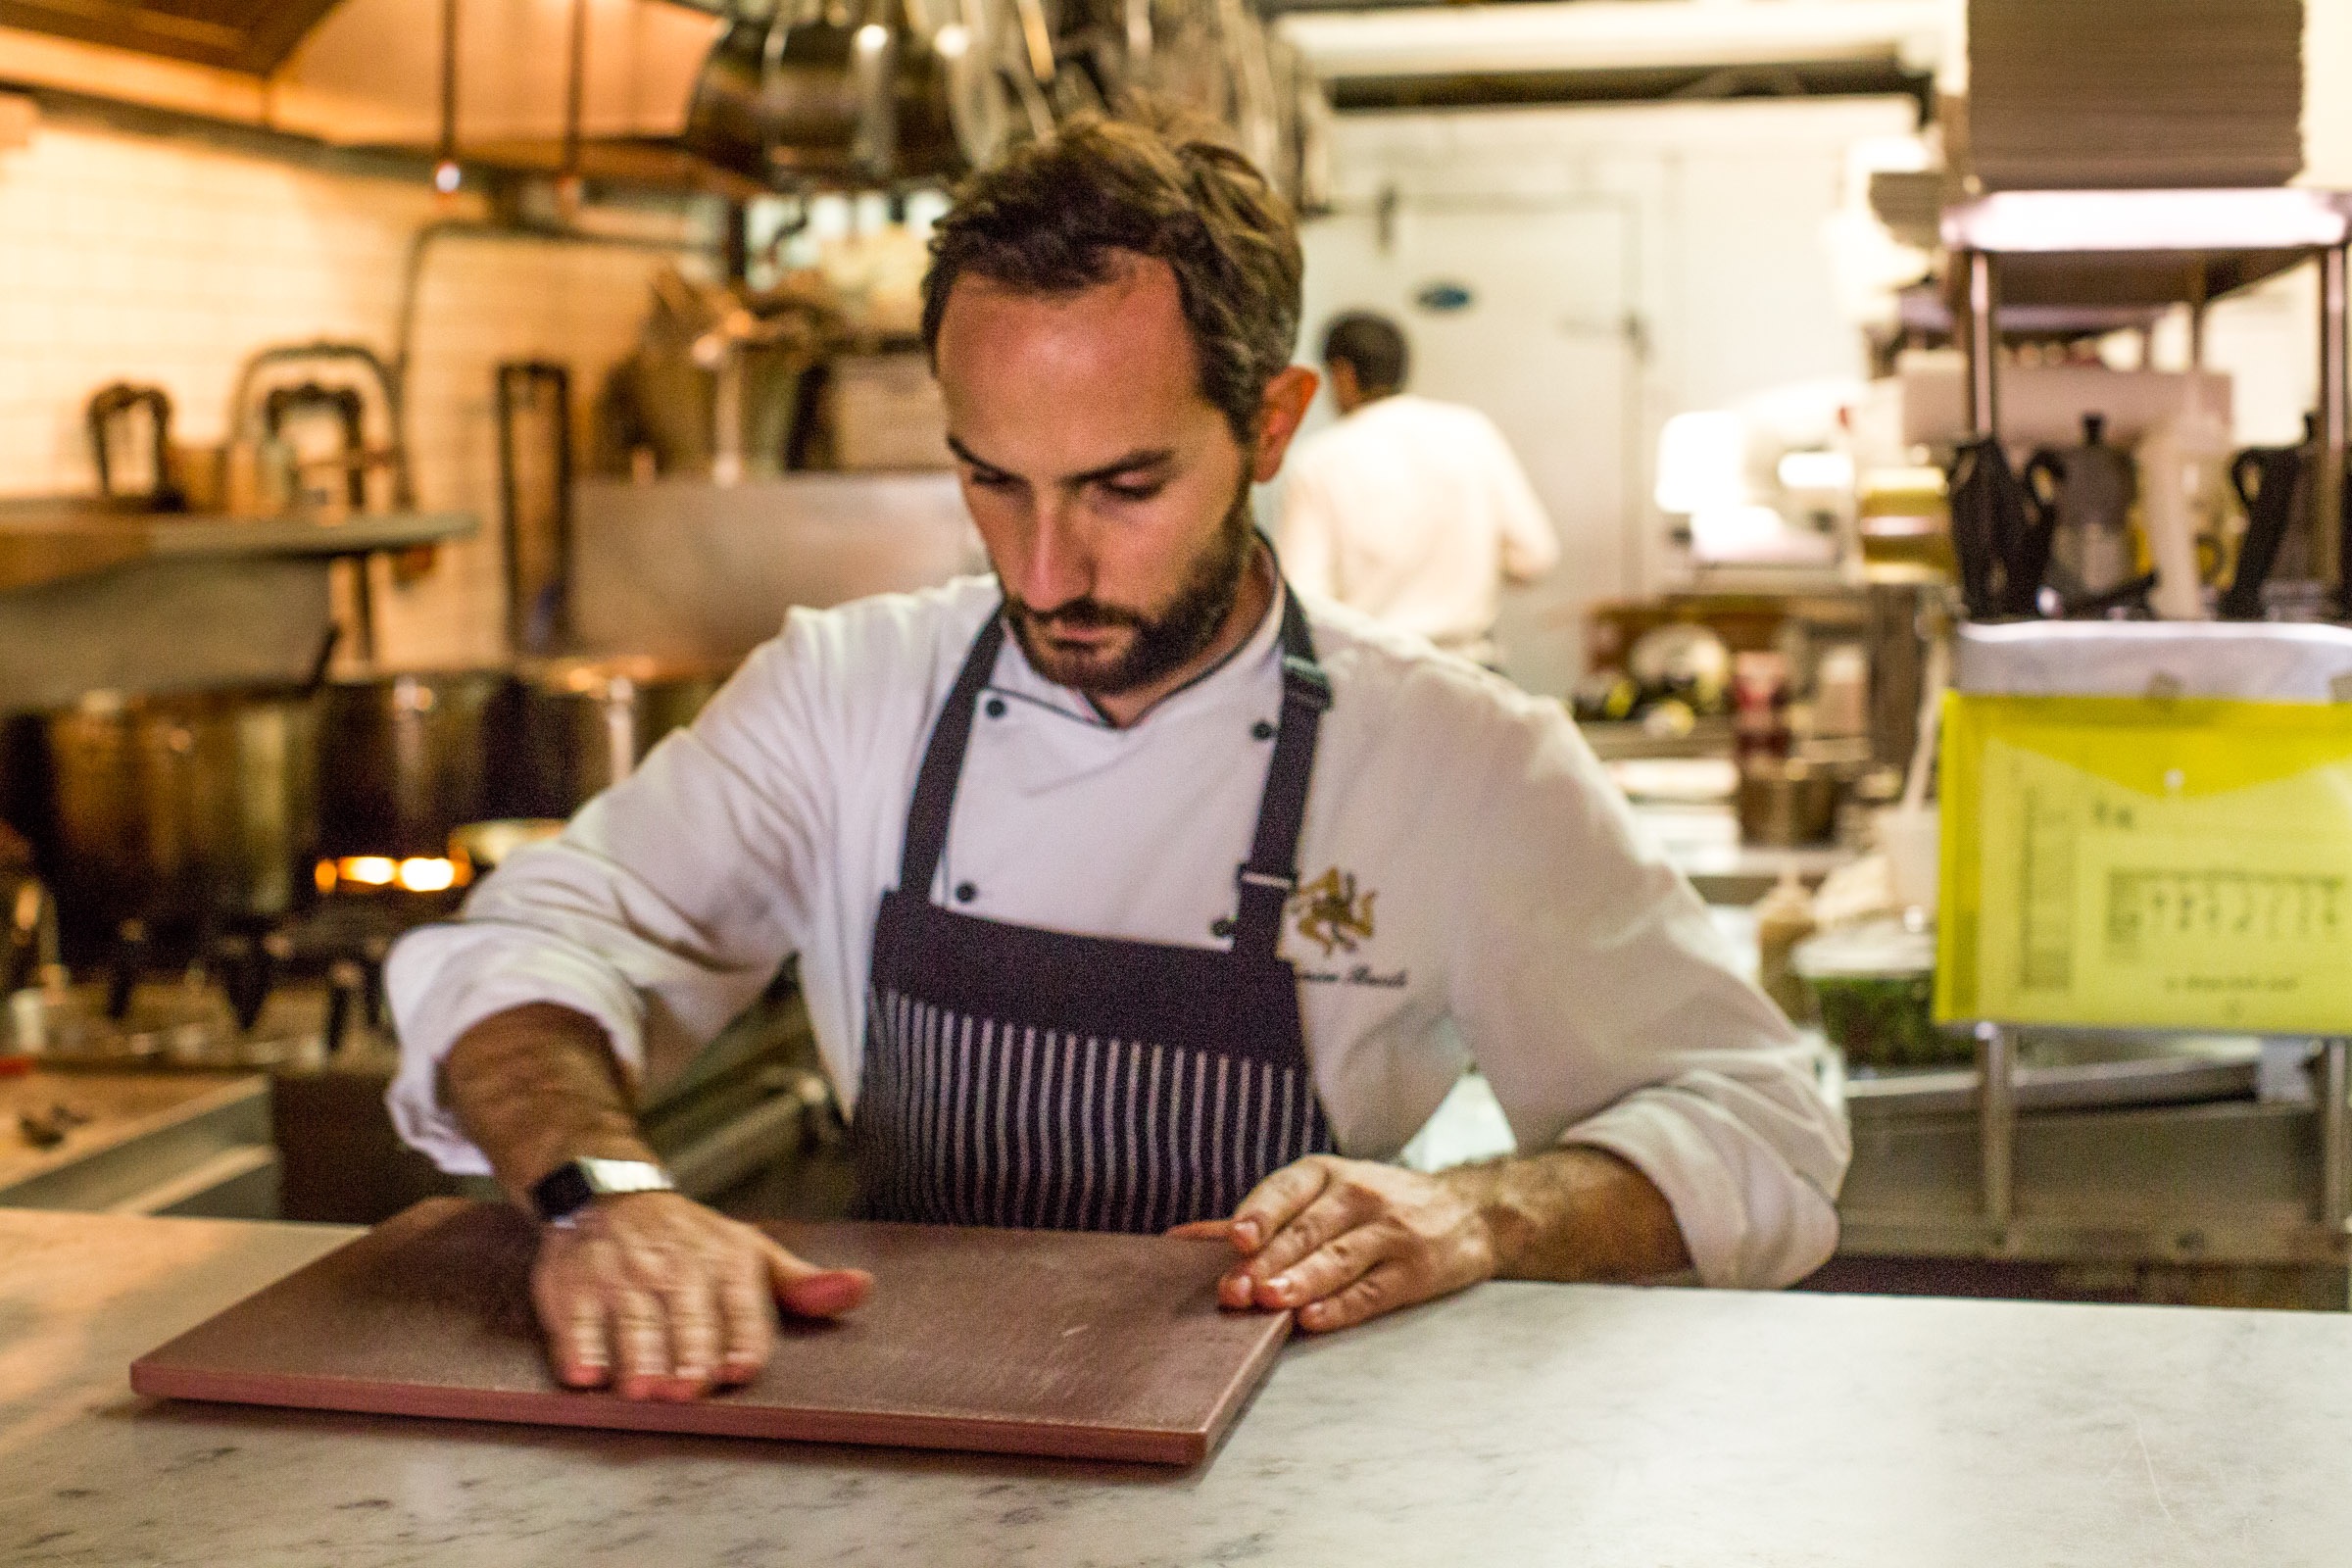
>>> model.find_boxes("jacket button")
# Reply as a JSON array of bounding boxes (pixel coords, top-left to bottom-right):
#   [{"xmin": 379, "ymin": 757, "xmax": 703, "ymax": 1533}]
[
  {"xmin": 1251, "ymin": 720, "xmax": 1275, "ymax": 741},
  {"xmin": 1211, "ymin": 916, "xmax": 1236, "ymax": 938},
  {"xmin": 985, "ymin": 697, "xmax": 1006, "ymax": 718},
  {"xmin": 955, "ymin": 882, "xmax": 977, "ymax": 903}
]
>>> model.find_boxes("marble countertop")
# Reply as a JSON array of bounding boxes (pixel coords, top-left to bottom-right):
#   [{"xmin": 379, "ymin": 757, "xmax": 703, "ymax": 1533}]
[{"xmin": 7, "ymin": 1207, "xmax": 2352, "ymax": 1566}]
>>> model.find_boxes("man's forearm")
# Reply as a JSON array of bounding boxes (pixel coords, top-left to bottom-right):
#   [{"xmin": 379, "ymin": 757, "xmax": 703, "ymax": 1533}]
[
  {"xmin": 439, "ymin": 1003, "xmax": 657, "ymax": 1207},
  {"xmin": 1439, "ymin": 1145, "xmax": 1691, "ymax": 1283}
]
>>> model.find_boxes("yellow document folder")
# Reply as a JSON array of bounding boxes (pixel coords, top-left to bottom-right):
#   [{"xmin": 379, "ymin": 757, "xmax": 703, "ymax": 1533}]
[{"xmin": 1937, "ymin": 692, "xmax": 2352, "ymax": 1033}]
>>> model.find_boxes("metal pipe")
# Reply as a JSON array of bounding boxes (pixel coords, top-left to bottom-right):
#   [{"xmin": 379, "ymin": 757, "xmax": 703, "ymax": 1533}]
[
  {"xmin": 1977, "ymin": 1021, "xmax": 2014, "ymax": 1237},
  {"xmin": 561, "ymin": 0, "xmax": 587, "ymax": 192},
  {"xmin": 2323, "ymin": 1039, "xmax": 2349, "ymax": 1237},
  {"xmin": 2322, "ymin": 245, "xmax": 2348, "ymax": 611},
  {"xmin": 2188, "ymin": 259, "xmax": 2209, "ymax": 370},
  {"xmin": 436, "ymin": 0, "xmax": 462, "ymax": 192},
  {"xmin": 1965, "ymin": 250, "xmax": 1998, "ymax": 437}
]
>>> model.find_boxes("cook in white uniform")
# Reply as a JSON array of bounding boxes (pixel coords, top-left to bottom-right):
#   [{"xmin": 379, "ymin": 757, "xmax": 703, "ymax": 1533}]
[
  {"xmin": 1277, "ymin": 312, "xmax": 1560, "ymax": 667},
  {"xmin": 387, "ymin": 114, "xmax": 1847, "ymax": 1404}
]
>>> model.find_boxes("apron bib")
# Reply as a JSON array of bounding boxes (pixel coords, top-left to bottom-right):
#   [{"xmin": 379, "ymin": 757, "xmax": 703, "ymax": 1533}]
[{"xmin": 855, "ymin": 590, "xmax": 1337, "ymax": 1232}]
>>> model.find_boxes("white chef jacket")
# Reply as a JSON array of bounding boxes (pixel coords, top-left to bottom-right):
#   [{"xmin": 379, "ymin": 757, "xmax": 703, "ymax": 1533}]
[
  {"xmin": 385, "ymin": 574, "xmax": 1847, "ymax": 1289},
  {"xmin": 1276, "ymin": 395, "xmax": 1561, "ymax": 664}
]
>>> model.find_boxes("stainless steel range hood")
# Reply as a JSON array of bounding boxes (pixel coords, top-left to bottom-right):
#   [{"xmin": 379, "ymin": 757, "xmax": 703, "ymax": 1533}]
[
  {"xmin": 0, "ymin": 0, "xmax": 1310, "ymax": 194},
  {"xmin": 274, "ymin": 0, "xmax": 721, "ymax": 158},
  {"xmin": 0, "ymin": 0, "xmax": 345, "ymax": 75},
  {"xmin": 0, "ymin": 0, "xmax": 732, "ymax": 176}
]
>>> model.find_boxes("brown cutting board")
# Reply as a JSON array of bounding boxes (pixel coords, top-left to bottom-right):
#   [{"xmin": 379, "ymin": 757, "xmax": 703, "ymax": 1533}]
[{"xmin": 129, "ymin": 1199, "xmax": 1289, "ymax": 1465}]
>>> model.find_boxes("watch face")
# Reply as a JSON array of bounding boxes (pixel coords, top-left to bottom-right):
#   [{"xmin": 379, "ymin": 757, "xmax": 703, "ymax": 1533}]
[{"xmin": 532, "ymin": 1159, "xmax": 671, "ymax": 1223}]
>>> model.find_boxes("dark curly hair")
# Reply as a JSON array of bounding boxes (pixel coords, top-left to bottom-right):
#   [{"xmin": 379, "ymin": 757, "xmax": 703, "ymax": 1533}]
[{"xmin": 920, "ymin": 111, "xmax": 1303, "ymax": 447}]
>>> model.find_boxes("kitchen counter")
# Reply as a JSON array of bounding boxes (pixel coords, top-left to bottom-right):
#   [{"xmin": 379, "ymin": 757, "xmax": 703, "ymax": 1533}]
[
  {"xmin": 1633, "ymin": 801, "xmax": 1856, "ymax": 904},
  {"xmin": 7, "ymin": 1210, "xmax": 2352, "ymax": 1564},
  {"xmin": 0, "ymin": 1071, "xmax": 271, "ymax": 1214}
]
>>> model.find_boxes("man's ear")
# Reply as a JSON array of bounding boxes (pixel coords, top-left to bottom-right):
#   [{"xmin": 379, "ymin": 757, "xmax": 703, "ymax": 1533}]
[{"xmin": 1250, "ymin": 366, "xmax": 1321, "ymax": 484}]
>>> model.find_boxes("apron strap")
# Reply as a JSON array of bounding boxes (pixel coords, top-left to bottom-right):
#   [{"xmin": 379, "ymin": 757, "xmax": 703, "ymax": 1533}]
[
  {"xmin": 1231, "ymin": 592, "xmax": 1330, "ymax": 959},
  {"xmin": 899, "ymin": 612, "xmax": 1007, "ymax": 896}
]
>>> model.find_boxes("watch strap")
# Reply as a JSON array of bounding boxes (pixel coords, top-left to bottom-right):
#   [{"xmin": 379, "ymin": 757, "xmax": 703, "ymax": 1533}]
[{"xmin": 529, "ymin": 1156, "xmax": 674, "ymax": 1225}]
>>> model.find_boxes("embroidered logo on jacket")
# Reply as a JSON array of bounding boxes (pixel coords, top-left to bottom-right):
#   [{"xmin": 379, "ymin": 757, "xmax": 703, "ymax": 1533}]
[{"xmin": 1291, "ymin": 867, "xmax": 1376, "ymax": 956}]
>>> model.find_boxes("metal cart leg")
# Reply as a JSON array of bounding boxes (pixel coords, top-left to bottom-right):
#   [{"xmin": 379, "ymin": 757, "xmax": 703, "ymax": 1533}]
[
  {"xmin": 1964, "ymin": 251, "xmax": 1999, "ymax": 437},
  {"xmin": 2322, "ymin": 246, "xmax": 2349, "ymax": 610},
  {"xmin": 1977, "ymin": 1022, "xmax": 2015, "ymax": 1240},
  {"xmin": 2322, "ymin": 1038, "xmax": 2349, "ymax": 1233}
]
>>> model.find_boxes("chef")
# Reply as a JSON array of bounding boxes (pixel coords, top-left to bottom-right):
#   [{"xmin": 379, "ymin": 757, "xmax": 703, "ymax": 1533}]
[
  {"xmin": 1277, "ymin": 311, "xmax": 1561, "ymax": 668},
  {"xmin": 386, "ymin": 112, "xmax": 1847, "ymax": 1403}
]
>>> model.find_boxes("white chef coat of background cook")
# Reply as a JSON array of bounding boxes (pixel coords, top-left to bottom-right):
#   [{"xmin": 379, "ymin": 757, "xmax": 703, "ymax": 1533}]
[
  {"xmin": 385, "ymin": 574, "xmax": 1848, "ymax": 1289},
  {"xmin": 1276, "ymin": 395, "xmax": 1562, "ymax": 664}
]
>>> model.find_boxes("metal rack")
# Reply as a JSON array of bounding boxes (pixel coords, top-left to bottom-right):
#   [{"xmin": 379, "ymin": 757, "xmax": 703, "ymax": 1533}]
[
  {"xmin": 1943, "ymin": 187, "xmax": 2352, "ymax": 591},
  {"xmin": 1907, "ymin": 616, "xmax": 2352, "ymax": 1284}
]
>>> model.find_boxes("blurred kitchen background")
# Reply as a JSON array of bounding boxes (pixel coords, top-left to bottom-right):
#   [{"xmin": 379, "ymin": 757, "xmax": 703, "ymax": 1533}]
[{"xmin": 11, "ymin": 0, "xmax": 2352, "ymax": 1312}]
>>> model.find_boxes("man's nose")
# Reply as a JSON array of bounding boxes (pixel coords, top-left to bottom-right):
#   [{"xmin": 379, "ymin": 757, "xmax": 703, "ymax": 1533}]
[{"xmin": 1007, "ymin": 495, "xmax": 1092, "ymax": 610}]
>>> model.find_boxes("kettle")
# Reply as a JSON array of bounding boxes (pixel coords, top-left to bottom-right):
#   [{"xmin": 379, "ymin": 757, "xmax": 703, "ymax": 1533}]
[{"xmin": 2025, "ymin": 414, "xmax": 2137, "ymax": 607}]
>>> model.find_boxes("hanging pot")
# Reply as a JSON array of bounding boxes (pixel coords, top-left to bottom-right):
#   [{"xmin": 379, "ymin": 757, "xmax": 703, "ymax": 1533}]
[{"xmin": 681, "ymin": 8, "xmax": 968, "ymax": 187}]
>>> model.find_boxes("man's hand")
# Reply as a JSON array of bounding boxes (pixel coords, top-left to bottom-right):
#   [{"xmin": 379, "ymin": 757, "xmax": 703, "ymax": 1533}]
[
  {"xmin": 531, "ymin": 1191, "xmax": 872, "ymax": 1399},
  {"xmin": 1172, "ymin": 1146, "xmax": 1691, "ymax": 1335},
  {"xmin": 1171, "ymin": 1156, "xmax": 1496, "ymax": 1334}
]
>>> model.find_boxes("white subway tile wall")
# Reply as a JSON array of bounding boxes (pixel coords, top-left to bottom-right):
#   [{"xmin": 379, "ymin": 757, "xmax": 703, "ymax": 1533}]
[{"xmin": 0, "ymin": 117, "xmax": 715, "ymax": 668}]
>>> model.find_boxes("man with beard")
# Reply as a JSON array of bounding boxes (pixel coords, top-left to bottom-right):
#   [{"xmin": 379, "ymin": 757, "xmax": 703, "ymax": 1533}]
[{"xmin": 385, "ymin": 114, "xmax": 1846, "ymax": 1401}]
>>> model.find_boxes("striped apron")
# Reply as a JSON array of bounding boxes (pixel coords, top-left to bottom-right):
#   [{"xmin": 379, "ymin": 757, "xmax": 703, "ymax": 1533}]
[{"xmin": 854, "ymin": 591, "xmax": 1338, "ymax": 1233}]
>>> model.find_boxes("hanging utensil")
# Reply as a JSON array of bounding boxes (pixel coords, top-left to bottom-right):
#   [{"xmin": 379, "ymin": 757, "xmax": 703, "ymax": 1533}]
[
  {"xmin": 85, "ymin": 383, "xmax": 185, "ymax": 513},
  {"xmin": 2222, "ymin": 440, "xmax": 2305, "ymax": 620},
  {"xmin": 1945, "ymin": 435, "xmax": 2034, "ymax": 620},
  {"xmin": 495, "ymin": 362, "xmax": 574, "ymax": 657}
]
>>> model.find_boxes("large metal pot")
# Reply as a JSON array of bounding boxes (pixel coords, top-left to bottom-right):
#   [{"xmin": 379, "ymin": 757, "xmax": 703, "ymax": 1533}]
[
  {"xmin": 500, "ymin": 658, "xmax": 729, "ymax": 819},
  {"xmin": 37, "ymin": 686, "xmax": 320, "ymax": 938},
  {"xmin": 318, "ymin": 670, "xmax": 515, "ymax": 859}
]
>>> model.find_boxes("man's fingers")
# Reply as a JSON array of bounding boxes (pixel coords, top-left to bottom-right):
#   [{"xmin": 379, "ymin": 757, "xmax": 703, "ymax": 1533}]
[
  {"xmin": 1255, "ymin": 1216, "xmax": 1388, "ymax": 1310},
  {"xmin": 612, "ymin": 1287, "xmax": 671, "ymax": 1399},
  {"xmin": 1296, "ymin": 1261, "xmax": 1409, "ymax": 1334},
  {"xmin": 1246, "ymin": 1182, "xmax": 1376, "ymax": 1286},
  {"xmin": 1165, "ymin": 1219, "xmax": 1234, "ymax": 1242},
  {"xmin": 1229, "ymin": 1159, "xmax": 1335, "ymax": 1254},
  {"xmin": 762, "ymin": 1237, "xmax": 873, "ymax": 1318},
  {"xmin": 536, "ymin": 1274, "xmax": 613, "ymax": 1389},
  {"xmin": 661, "ymin": 1278, "xmax": 721, "ymax": 1396},
  {"xmin": 715, "ymin": 1263, "xmax": 775, "ymax": 1385}
]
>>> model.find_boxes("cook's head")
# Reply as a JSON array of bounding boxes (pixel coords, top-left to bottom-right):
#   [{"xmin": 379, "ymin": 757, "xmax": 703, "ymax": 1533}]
[{"xmin": 922, "ymin": 112, "xmax": 1318, "ymax": 698}]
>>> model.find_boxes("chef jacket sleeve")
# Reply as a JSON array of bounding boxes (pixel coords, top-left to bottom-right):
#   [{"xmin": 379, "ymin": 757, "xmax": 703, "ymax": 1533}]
[
  {"xmin": 383, "ymin": 626, "xmax": 839, "ymax": 1175},
  {"xmin": 1273, "ymin": 455, "xmax": 1342, "ymax": 602},
  {"xmin": 1480, "ymin": 414, "xmax": 1561, "ymax": 584},
  {"xmin": 1444, "ymin": 691, "xmax": 1848, "ymax": 1289}
]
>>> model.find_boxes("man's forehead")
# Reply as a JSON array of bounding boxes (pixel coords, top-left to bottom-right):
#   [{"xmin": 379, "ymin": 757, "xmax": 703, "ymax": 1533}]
[
  {"xmin": 937, "ymin": 252, "xmax": 1189, "ymax": 355},
  {"xmin": 934, "ymin": 251, "xmax": 1224, "ymax": 469}
]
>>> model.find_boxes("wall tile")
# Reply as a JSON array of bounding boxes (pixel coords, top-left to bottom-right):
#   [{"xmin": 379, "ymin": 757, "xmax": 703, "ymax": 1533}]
[{"xmin": 2, "ymin": 119, "xmax": 697, "ymax": 670}]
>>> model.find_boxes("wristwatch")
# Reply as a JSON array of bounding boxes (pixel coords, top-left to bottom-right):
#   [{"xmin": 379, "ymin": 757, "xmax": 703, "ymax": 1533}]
[{"xmin": 530, "ymin": 1156, "xmax": 675, "ymax": 1226}]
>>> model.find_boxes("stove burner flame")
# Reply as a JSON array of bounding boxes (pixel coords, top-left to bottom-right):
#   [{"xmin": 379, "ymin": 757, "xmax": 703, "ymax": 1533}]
[{"xmin": 315, "ymin": 857, "xmax": 471, "ymax": 896}]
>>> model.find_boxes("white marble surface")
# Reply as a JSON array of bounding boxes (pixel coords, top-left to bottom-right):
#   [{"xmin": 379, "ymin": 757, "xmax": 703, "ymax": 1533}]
[{"xmin": 7, "ymin": 1208, "xmax": 2352, "ymax": 1566}]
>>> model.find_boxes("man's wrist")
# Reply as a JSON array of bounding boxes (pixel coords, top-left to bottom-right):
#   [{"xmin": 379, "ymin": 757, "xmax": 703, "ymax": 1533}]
[
  {"xmin": 1435, "ymin": 1146, "xmax": 1690, "ymax": 1283},
  {"xmin": 439, "ymin": 1003, "xmax": 658, "ymax": 1212}
]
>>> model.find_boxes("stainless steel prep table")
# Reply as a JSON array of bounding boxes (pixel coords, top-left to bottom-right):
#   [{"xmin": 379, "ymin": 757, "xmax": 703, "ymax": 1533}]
[{"xmin": 6, "ymin": 1207, "xmax": 2352, "ymax": 1566}]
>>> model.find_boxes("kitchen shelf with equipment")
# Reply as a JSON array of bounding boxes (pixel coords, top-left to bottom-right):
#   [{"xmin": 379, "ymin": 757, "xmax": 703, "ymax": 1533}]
[
  {"xmin": 1857, "ymin": 621, "xmax": 2352, "ymax": 1284},
  {"xmin": 1942, "ymin": 186, "xmax": 2352, "ymax": 609}
]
